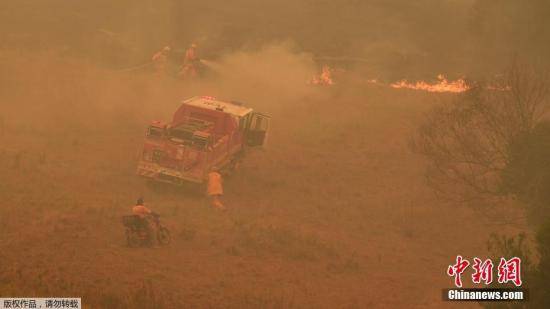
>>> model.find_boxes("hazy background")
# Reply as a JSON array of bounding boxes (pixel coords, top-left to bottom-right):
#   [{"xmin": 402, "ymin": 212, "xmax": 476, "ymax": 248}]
[{"xmin": 2, "ymin": 0, "xmax": 550, "ymax": 79}]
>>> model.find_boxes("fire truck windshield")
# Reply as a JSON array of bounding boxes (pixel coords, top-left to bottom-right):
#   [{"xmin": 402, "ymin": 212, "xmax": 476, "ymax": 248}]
[{"xmin": 147, "ymin": 126, "xmax": 164, "ymax": 138}]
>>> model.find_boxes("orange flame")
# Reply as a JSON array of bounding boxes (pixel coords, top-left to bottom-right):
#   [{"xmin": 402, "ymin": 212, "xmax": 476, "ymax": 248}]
[{"xmin": 390, "ymin": 75, "xmax": 469, "ymax": 93}]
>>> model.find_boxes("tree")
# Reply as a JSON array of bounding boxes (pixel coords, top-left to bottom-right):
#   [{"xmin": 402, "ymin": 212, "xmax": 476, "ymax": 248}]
[{"xmin": 413, "ymin": 62, "xmax": 550, "ymax": 207}]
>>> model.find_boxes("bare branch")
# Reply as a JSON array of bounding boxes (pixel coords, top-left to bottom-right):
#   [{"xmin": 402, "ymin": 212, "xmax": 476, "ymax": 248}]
[{"xmin": 413, "ymin": 62, "xmax": 550, "ymax": 203}]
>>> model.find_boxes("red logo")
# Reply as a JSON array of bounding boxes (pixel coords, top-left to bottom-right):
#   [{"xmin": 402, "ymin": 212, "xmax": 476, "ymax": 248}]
[
  {"xmin": 447, "ymin": 255, "xmax": 470, "ymax": 287},
  {"xmin": 497, "ymin": 257, "xmax": 522, "ymax": 287},
  {"xmin": 471, "ymin": 258, "xmax": 494, "ymax": 285},
  {"xmin": 447, "ymin": 256, "xmax": 522, "ymax": 287}
]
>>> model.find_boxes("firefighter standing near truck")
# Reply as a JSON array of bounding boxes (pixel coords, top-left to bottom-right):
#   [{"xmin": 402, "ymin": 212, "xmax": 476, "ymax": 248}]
[
  {"xmin": 207, "ymin": 171, "xmax": 225, "ymax": 210},
  {"xmin": 132, "ymin": 198, "xmax": 157, "ymax": 245},
  {"xmin": 179, "ymin": 43, "xmax": 199, "ymax": 79}
]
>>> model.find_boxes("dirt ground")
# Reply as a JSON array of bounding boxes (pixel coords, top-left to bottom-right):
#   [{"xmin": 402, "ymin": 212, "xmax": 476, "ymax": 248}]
[{"xmin": 0, "ymin": 50, "xmax": 526, "ymax": 308}]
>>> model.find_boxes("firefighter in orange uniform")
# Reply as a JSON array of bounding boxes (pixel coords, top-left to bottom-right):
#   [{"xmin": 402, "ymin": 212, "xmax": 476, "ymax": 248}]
[
  {"xmin": 207, "ymin": 171, "xmax": 225, "ymax": 210},
  {"xmin": 310, "ymin": 65, "xmax": 334, "ymax": 85},
  {"xmin": 179, "ymin": 43, "xmax": 199, "ymax": 79},
  {"xmin": 319, "ymin": 65, "xmax": 334, "ymax": 85}
]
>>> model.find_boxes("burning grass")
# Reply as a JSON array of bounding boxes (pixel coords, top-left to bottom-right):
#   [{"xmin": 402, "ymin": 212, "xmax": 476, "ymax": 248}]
[
  {"xmin": 390, "ymin": 74, "xmax": 469, "ymax": 93},
  {"xmin": 364, "ymin": 74, "xmax": 470, "ymax": 93}
]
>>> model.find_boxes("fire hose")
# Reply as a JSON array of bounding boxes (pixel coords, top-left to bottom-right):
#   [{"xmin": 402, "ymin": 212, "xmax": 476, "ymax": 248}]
[{"xmin": 116, "ymin": 61, "xmax": 154, "ymax": 72}]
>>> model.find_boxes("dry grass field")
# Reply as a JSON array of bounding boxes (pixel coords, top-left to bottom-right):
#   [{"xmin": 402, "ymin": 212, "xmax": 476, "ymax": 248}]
[
  {"xmin": 0, "ymin": 50, "xmax": 526, "ymax": 308},
  {"xmin": 2, "ymin": 1, "xmax": 541, "ymax": 307}
]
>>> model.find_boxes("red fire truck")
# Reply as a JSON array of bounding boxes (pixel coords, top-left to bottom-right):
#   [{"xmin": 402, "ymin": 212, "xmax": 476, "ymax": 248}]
[{"xmin": 137, "ymin": 96, "xmax": 270, "ymax": 184}]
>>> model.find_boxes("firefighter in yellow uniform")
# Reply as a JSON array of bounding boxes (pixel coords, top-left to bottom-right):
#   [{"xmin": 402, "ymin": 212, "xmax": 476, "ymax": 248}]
[{"xmin": 207, "ymin": 171, "xmax": 225, "ymax": 210}]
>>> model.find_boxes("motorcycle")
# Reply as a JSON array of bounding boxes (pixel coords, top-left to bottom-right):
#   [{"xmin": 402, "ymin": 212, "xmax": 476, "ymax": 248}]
[{"xmin": 122, "ymin": 213, "xmax": 171, "ymax": 247}]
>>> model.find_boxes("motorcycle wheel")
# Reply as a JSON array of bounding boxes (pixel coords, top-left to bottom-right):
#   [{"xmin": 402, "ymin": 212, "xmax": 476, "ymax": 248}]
[
  {"xmin": 157, "ymin": 227, "xmax": 171, "ymax": 245},
  {"xmin": 126, "ymin": 230, "xmax": 140, "ymax": 247}
]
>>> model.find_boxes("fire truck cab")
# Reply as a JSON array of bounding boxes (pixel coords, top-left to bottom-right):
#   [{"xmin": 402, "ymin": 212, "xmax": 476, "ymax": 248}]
[{"xmin": 137, "ymin": 96, "xmax": 270, "ymax": 184}]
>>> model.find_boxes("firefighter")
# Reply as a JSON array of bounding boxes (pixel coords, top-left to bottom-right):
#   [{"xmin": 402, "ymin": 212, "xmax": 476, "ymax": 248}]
[
  {"xmin": 207, "ymin": 171, "xmax": 225, "ymax": 210},
  {"xmin": 179, "ymin": 43, "xmax": 199, "ymax": 79},
  {"xmin": 319, "ymin": 65, "xmax": 334, "ymax": 85},
  {"xmin": 185, "ymin": 43, "xmax": 198, "ymax": 64},
  {"xmin": 132, "ymin": 198, "xmax": 157, "ymax": 245},
  {"xmin": 151, "ymin": 46, "xmax": 171, "ymax": 75},
  {"xmin": 310, "ymin": 65, "xmax": 334, "ymax": 85}
]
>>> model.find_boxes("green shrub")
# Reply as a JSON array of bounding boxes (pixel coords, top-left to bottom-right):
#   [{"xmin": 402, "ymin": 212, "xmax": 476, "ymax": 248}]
[{"xmin": 483, "ymin": 220, "xmax": 550, "ymax": 308}]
